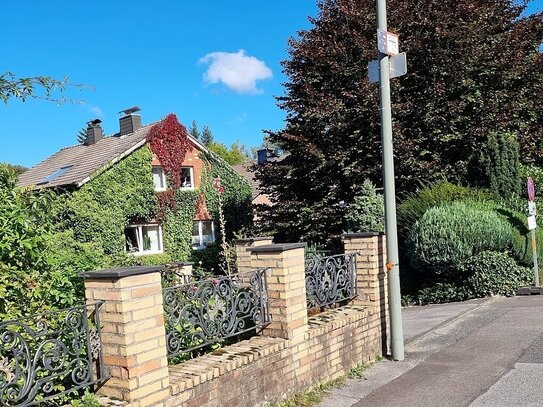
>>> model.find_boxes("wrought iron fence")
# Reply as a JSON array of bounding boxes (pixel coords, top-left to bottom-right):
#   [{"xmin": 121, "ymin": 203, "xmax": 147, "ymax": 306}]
[
  {"xmin": 305, "ymin": 253, "xmax": 357, "ymax": 308},
  {"xmin": 163, "ymin": 269, "xmax": 271, "ymax": 358},
  {"xmin": 0, "ymin": 302, "xmax": 107, "ymax": 406}
]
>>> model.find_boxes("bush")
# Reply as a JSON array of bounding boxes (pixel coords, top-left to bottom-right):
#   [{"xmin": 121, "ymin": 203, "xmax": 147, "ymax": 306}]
[
  {"xmin": 407, "ymin": 201, "xmax": 511, "ymax": 271},
  {"xmin": 397, "ymin": 181, "xmax": 494, "ymax": 238},
  {"xmin": 345, "ymin": 179, "xmax": 384, "ymax": 233},
  {"xmin": 459, "ymin": 251, "xmax": 532, "ymax": 297}
]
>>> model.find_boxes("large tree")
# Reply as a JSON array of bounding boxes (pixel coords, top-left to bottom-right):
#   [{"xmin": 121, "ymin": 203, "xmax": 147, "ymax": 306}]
[{"xmin": 257, "ymin": 0, "xmax": 543, "ymax": 245}]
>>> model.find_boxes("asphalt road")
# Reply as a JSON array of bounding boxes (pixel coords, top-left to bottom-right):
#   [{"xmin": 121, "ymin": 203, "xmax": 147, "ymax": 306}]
[{"xmin": 319, "ymin": 296, "xmax": 543, "ymax": 407}]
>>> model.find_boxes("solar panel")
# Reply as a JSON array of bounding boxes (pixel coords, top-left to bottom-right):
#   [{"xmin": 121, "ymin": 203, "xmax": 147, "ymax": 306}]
[{"xmin": 37, "ymin": 165, "xmax": 73, "ymax": 185}]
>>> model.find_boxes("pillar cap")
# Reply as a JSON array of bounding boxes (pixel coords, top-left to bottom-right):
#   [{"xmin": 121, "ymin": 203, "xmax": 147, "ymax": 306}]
[
  {"xmin": 342, "ymin": 232, "xmax": 384, "ymax": 238},
  {"xmin": 82, "ymin": 265, "xmax": 164, "ymax": 279},
  {"xmin": 233, "ymin": 236, "xmax": 274, "ymax": 244},
  {"xmin": 249, "ymin": 243, "xmax": 307, "ymax": 253}
]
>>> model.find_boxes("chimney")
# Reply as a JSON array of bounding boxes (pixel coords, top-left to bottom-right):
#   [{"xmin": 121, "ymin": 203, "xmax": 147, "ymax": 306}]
[
  {"xmin": 118, "ymin": 106, "xmax": 142, "ymax": 136},
  {"xmin": 257, "ymin": 148, "xmax": 269, "ymax": 165},
  {"xmin": 86, "ymin": 119, "xmax": 103, "ymax": 145}
]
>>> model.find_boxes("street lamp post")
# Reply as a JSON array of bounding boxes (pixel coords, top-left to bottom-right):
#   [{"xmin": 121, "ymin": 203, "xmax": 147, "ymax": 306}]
[{"xmin": 376, "ymin": 0, "xmax": 405, "ymax": 361}]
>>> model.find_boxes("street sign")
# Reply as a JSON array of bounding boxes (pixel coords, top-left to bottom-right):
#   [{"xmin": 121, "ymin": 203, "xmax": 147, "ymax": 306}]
[
  {"xmin": 528, "ymin": 215, "xmax": 537, "ymax": 230},
  {"xmin": 529, "ymin": 201, "xmax": 537, "ymax": 216},
  {"xmin": 368, "ymin": 52, "xmax": 407, "ymax": 84},
  {"xmin": 528, "ymin": 177, "xmax": 535, "ymax": 201},
  {"xmin": 377, "ymin": 28, "xmax": 399, "ymax": 56}
]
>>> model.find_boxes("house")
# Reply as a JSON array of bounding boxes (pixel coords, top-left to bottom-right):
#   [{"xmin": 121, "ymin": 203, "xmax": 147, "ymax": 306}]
[{"xmin": 18, "ymin": 107, "xmax": 252, "ymax": 261}]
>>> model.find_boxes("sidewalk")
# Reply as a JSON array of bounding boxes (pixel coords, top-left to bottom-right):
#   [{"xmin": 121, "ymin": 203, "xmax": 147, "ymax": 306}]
[{"xmin": 319, "ymin": 296, "xmax": 543, "ymax": 407}]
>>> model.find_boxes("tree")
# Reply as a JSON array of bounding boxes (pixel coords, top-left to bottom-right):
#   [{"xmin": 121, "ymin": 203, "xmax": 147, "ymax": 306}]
[
  {"xmin": 208, "ymin": 141, "xmax": 251, "ymax": 165},
  {"xmin": 189, "ymin": 120, "xmax": 200, "ymax": 140},
  {"xmin": 201, "ymin": 126, "xmax": 214, "ymax": 146},
  {"xmin": 76, "ymin": 127, "xmax": 87, "ymax": 144},
  {"xmin": 0, "ymin": 72, "xmax": 82, "ymax": 104},
  {"xmin": 0, "ymin": 162, "xmax": 27, "ymax": 175},
  {"xmin": 257, "ymin": 0, "xmax": 543, "ymax": 246},
  {"xmin": 480, "ymin": 132, "xmax": 521, "ymax": 199}
]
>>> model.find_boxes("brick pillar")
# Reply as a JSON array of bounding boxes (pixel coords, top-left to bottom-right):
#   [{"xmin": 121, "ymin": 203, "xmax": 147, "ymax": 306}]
[
  {"xmin": 249, "ymin": 243, "xmax": 308, "ymax": 342},
  {"xmin": 234, "ymin": 237, "xmax": 274, "ymax": 273},
  {"xmin": 84, "ymin": 266, "xmax": 170, "ymax": 407},
  {"xmin": 343, "ymin": 232, "xmax": 389, "ymax": 354}
]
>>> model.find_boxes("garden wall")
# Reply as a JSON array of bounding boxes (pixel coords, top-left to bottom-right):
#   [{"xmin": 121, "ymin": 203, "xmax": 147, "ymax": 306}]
[{"xmin": 83, "ymin": 233, "xmax": 388, "ymax": 407}]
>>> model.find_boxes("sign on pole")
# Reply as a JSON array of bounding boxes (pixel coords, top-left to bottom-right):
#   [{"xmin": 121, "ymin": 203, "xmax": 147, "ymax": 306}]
[
  {"xmin": 377, "ymin": 28, "xmax": 400, "ymax": 56},
  {"xmin": 368, "ymin": 52, "xmax": 407, "ymax": 84},
  {"xmin": 528, "ymin": 177, "xmax": 535, "ymax": 201}
]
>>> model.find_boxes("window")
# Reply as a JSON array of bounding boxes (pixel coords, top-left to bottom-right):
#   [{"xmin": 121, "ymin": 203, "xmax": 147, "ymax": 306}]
[
  {"xmin": 192, "ymin": 221, "xmax": 215, "ymax": 249},
  {"xmin": 152, "ymin": 167, "xmax": 167, "ymax": 191},
  {"xmin": 181, "ymin": 167, "xmax": 194, "ymax": 189},
  {"xmin": 125, "ymin": 223, "xmax": 163, "ymax": 255}
]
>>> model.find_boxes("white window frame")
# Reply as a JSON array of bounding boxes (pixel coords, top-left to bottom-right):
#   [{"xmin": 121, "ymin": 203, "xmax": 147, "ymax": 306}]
[
  {"xmin": 125, "ymin": 223, "xmax": 164, "ymax": 256},
  {"xmin": 180, "ymin": 167, "xmax": 195, "ymax": 190},
  {"xmin": 152, "ymin": 166, "xmax": 167, "ymax": 192},
  {"xmin": 192, "ymin": 220, "xmax": 215, "ymax": 250}
]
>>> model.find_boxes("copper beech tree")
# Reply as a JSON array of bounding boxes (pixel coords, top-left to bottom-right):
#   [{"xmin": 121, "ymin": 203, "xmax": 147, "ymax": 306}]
[{"xmin": 256, "ymin": 0, "xmax": 543, "ymax": 246}]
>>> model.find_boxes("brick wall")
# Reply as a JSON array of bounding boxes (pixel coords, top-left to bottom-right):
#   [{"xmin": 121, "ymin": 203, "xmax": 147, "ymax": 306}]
[{"xmin": 84, "ymin": 234, "xmax": 388, "ymax": 407}]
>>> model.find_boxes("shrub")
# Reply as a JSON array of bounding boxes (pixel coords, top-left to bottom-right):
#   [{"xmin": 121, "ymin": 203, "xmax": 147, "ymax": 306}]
[
  {"xmin": 407, "ymin": 201, "xmax": 511, "ymax": 271},
  {"xmin": 345, "ymin": 179, "xmax": 384, "ymax": 233},
  {"xmin": 459, "ymin": 251, "xmax": 532, "ymax": 297},
  {"xmin": 397, "ymin": 181, "xmax": 494, "ymax": 238}
]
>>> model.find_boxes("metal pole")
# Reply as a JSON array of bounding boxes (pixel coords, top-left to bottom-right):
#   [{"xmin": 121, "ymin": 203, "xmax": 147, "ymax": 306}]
[
  {"xmin": 531, "ymin": 229, "xmax": 539, "ymax": 287},
  {"xmin": 376, "ymin": 0, "xmax": 405, "ymax": 361}
]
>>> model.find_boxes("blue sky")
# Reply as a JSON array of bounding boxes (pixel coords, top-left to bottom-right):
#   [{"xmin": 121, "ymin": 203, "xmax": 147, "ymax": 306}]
[{"xmin": 1, "ymin": 1, "xmax": 541, "ymax": 168}]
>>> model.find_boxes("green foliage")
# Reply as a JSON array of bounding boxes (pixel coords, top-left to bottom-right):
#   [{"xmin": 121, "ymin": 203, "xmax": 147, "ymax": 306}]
[
  {"xmin": 0, "ymin": 162, "xmax": 27, "ymax": 175},
  {"xmin": 76, "ymin": 127, "xmax": 87, "ymax": 144},
  {"xmin": 409, "ymin": 251, "xmax": 532, "ymax": 305},
  {"xmin": 71, "ymin": 390, "xmax": 101, "ymax": 407},
  {"xmin": 66, "ymin": 146, "xmax": 157, "ymax": 255},
  {"xmin": 189, "ymin": 120, "xmax": 200, "ymax": 140},
  {"xmin": 345, "ymin": 179, "xmax": 384, "ymax": 233},
  {"xmin": 163, "ymin": 189, "xmax": 199, "ymax": 261},
  {"xmin": 207, "ymin": 141, "xmax": 251, "ymax": 165},
  {"xmin": 397, "ymin": 182, "xmax": 495, "ymax": 238},
  {"xmin": 201, "ymin": 125, "xmax": 214, "ymax": 146},
  {"xmin": 407, "ymin": 201, "xmax": 511, "ymax": 270},
  {"xmin": 479, "ymin": 132, "xmax": 521, "ymax": 198},
  {"xmin": 0, "ymin": 71, "xmax": 77, "ymax": 104},
  {"xmin": 258, "ymin": 0, "xmax": 543, "ymax": 245},
  {"xmin": 0, "ymin": 166, "xmax": 81, "ymax": 319},
  {"xmin": 459, "ymin": 251, "xmax": 532, "ymax": 298}
]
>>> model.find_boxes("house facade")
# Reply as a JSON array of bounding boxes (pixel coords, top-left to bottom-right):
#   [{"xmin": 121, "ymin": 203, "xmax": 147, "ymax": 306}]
[{"xmin": 18, "ymin": 108, "xmax": 252, "ymax": 263}]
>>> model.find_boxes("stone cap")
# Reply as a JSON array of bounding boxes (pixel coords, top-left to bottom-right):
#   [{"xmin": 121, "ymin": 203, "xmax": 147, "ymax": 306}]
[
  {"xmin": 82, "ymin": 265, "xmax": 165, "ymax": 279},
  {"xmin": 233, "ymin": 236, "xmax": 274, "ymax": 244},
  {"xmin": 166, "ymin": 262, "xmax": 194, "ymax": 266},
  {"xmin": 342, "ymin": 232, "xmax": 385, "ymax": 238},
  {"xmin": 249, "ymin": 243, "xmax": 307, "ymax": 253}
]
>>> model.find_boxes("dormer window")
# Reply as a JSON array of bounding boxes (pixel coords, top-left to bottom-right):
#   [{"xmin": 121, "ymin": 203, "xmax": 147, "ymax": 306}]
[
  {"xmin": 152, "ymin": 166, "xmax": 167, "ymax": 191},
  {"xmin": 181, "ymin": 167, "xmax": 194, "ymax": 189}
]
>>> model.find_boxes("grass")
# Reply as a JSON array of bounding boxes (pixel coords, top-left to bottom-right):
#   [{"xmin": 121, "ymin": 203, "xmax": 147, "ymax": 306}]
[{"xmin": 271, "ymin": 355, "xmax": 385, "ymax": 407}]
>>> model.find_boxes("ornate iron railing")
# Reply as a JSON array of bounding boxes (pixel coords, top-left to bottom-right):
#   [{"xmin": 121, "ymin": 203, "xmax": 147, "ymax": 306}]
[
  {"xmin": 163, "ymin": 269, "xmax": 271, "ymax": 358},
  {"xmin": 0, "ymin": 302, "xmax": 107, "ymax": 406},
  {"xmin": 305, "ymin": 253, "xmax": 357, "ymax": 308}
]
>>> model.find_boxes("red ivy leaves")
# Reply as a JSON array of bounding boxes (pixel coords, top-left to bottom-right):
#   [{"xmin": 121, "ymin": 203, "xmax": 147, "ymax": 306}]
[
  {"xmin": 148, "ymin": 114, "xmax": 191, "ymax": 219},
  {"xmin": 148, "ymin": 114, "xmax": 191, "ymax": 189}
]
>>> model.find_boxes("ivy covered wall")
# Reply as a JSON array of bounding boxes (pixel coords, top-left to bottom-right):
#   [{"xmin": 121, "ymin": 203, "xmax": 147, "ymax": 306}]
[{"xmin": 58, "ymin": 116, "xmax": 252, "ymax": 267}]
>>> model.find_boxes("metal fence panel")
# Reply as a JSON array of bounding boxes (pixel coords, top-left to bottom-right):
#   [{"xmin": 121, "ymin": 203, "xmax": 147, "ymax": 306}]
[
  {"xmin": 305, "ymin": 253, "xmax": 357, "ymax": 308},
  {"xmin": 163, "ymin": 269, "xmax": 271, "ymax": 358},
  {"xmin": 0, "ymin": 302, "xmax": 107, "ymax": 406}
]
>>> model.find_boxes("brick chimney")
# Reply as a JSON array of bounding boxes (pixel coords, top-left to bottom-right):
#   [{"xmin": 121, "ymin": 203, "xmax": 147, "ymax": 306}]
[
  {"xmin": 118, "ymin": 106, "xmax": 142, "ymax": 136},
  {"xmin": 86, "ymin": 119, "xmax": 104, "ymax": 145}
]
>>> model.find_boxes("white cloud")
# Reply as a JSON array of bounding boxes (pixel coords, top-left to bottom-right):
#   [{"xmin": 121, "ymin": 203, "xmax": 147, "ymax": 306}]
[{"xmin": 199, "ymin": 50, "xmax": 273, "ymax": 94}]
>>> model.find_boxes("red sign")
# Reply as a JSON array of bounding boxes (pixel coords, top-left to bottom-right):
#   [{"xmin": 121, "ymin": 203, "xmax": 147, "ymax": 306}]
[{"xmin": 528, "ymin": 177, "xmax": 536, "ymax": 201}]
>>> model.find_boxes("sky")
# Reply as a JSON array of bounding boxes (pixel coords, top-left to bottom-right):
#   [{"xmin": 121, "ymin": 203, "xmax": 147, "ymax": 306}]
[{"xmin": 1, "ymin": 1, "xmax": 541, "ymax": 168}]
